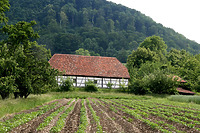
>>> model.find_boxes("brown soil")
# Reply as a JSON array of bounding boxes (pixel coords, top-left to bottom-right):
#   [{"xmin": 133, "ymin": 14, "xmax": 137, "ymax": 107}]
[
  {"xmin": 60, "ymin": 99, "xmax": 81, "ymax": 133},
  {"xmin": 109, "ymin": 99, "xmax": 200, "ymax": 132},
  {"xmin": 9, "ymin": 98, "xmax": 70, "ymax": 133},
  {"xmin": 90, "ymin": 98, "xmax": 140, "ymax": 133},
  {"xmin": 93, "ymin": 98, "xmax": 142, "ymax": 133},
  {"xmin": 38, "ymin": 99, "xmax": 76, "ymax": 133},
  {"xmin": 85, "ymin": 99, "xmax": 98, "ymax": 133},
  {"xmin": 2, "ymin": 98, "xmax": 199, "ymax": 133},
  {"xmin": 103, "ymin": 99, "xmax": 160, "ymax": 133},
  {"xmin": 148, "ymin": 114, "xmax": 199, "ymax": 132},
  {"xmin": 89, "ymin": 98, "xmax": 120, "ymax": 133}
]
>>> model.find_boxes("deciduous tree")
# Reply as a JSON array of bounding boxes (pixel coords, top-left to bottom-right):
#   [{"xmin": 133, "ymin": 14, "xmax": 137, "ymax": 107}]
[
  {"xmin": 75, "ymin": 48, "xmax": 90, "ymax": 56},
  {"xmin": 0, "ymin": 0, "xmax": 58, "ymax": 99},
  {"xmin": 140, "ymin": 35, "xmax": 167, "ymax": 55}
]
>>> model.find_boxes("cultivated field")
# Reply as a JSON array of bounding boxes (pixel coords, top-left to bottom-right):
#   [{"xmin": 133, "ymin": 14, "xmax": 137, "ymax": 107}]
[{"xmin": 1, "ymin": 96, "xmax": 200, "ymax": 133}]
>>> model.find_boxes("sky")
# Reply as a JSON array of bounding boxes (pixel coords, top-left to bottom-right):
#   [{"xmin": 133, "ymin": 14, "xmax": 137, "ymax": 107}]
[{"xmin": 107, "ymin": 0, "xmax": 200, "ymax": 44}]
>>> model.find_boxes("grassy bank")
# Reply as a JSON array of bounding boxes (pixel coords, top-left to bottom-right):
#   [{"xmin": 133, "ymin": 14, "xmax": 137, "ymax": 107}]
[
  {"xmin": 168, "ymin": 95, "xmax": 200, "ymax": 104},
  {"xmin": 0, "ymin": 94, "xmax": 57, "ymax": 118}
]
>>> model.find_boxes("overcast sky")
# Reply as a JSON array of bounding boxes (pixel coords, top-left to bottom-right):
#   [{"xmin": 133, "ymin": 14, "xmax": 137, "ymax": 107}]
[{"xmin": 107, "ymin": 0, "xmax": 200, "ymax": 44}]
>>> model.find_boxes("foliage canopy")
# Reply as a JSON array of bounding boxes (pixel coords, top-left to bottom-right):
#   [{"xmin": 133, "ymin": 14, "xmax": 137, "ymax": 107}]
[{"xmin": 0, "ymin": 0, "xmax": 58, "ymax": 99}]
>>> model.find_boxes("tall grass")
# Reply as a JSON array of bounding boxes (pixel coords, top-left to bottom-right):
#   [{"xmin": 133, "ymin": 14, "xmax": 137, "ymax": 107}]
[
  {"xmin": 50, "ymin": 91, "xmax": 151, "ymax": 100},
  {"xmin": 0, "ymin": 94, "xmax": 57, "ymax": 119},
  {"xmin": 168, "ymin": 95, "xmax": 200, "ymax": 104}
]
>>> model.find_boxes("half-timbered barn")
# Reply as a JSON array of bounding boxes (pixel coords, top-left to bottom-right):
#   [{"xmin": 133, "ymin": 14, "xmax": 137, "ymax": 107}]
[{"xmin": 49, "ymin": 54, "xmax": 130, "ymax": 88}]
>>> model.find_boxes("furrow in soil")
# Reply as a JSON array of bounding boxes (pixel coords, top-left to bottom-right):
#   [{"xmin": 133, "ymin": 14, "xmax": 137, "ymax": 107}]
[
  {"xmin": 60, "ymin": 99, "xmax": 81, "ymax": 133},
  {"xmin": 9, "ymin": 98, "xmax": 70, "ymax": 133}
]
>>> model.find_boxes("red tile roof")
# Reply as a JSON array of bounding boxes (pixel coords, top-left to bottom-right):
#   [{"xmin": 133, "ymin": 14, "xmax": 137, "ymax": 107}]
[
  {"xmin": 177, "ymin": 87, "xmax": 195, "ymax": 94},
  {"xmin": 49, "ymin": 54, "xmax": 130, "ymax": 79}
]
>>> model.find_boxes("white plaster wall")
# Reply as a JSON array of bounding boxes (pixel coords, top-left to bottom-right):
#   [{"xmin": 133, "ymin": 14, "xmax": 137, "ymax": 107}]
[{"xmin": 57, "ymin": 76, "xmax": 128, "ymax": 88}]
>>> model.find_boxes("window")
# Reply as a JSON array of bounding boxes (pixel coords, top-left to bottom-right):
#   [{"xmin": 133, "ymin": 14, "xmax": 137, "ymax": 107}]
[
  {"xmin": 94, "ymin": 80, "xmax": 97, "ymax": 84},
  {"xmin": 73, "ymin": 79, "xmax": 77, "ymax": 83}
]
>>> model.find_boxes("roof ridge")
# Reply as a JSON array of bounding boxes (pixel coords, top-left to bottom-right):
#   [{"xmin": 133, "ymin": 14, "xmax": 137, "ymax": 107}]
[{"xmin": 52, "ymin": 53, "xmax": 118, "ymax": 59}]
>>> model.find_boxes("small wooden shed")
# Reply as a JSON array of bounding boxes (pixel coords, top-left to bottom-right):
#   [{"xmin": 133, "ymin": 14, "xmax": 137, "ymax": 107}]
[{"xmin": 173, "ymin": 76, "xmax": 195, "ymax": 95}]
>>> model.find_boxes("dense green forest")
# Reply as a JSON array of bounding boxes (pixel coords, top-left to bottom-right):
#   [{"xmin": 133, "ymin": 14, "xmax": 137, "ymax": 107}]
[{"xmin": 3, "ymin": 0, "xmax": 200, "ymax": 62}]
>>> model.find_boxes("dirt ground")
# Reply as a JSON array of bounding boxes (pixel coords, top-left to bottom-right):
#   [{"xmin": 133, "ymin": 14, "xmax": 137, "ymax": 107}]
[{"xmin": 1, "ymin": 98, "xmax": 199, "ymax": 133}]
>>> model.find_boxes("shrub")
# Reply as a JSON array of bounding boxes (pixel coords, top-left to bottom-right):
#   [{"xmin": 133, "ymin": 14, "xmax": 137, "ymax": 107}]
[
  {"xmin": 119, "ymin": 82, "xmax": 127, "ymax": 92},
  {"xmin": 119, "ymin": 79, "xmax": 128, "ymax": 92},
  {"xmin": 192, "ymin": 83, "xmax": 200, "ymax": 92},
  {"xmin": 84, "ymin": 80, "xmax": 98, "ymax": 92},
  {"xmin": 129, "ymin": 70, "xmax": 177, "ymax": 95},
  {"xmin": 129, "ymin": 78, "xmax": 152, "ymax": 95},
  {"xmin": 60, "ymin": 78, "xmax": 73, "ymax": 92},
  {"xmin": 192, "ymin": 76, "xmax": 200, "ymax": 92},
  {"xmin": 106, "ymin": 82, "xmax": 113, "ymax": 89},
  {"xmin": 146, "ymin": 71, "xmax": 177, "ymax": 94}
]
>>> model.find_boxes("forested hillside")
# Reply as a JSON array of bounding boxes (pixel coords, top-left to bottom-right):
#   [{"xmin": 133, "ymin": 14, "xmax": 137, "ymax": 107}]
[{"xmin": 4, "ymin": 0, "xmax": 200, "ymax": 62}]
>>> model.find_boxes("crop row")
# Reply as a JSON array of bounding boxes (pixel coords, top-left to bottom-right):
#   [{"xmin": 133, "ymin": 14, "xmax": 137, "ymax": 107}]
[
  {"xmin": 117, "ymin": 99, "xmax": 200, "ymax": 130},
  {"xmin": 129, "ymin": 99, "xmax": 200, "ymax": 114},
  {"xmin": 0, "ymin": 98, "xmax": 104, "ymax": 133},
  {"xmin": 50, "ymin": 100, "xmax": 76, "ymax": 132},
  {"xmin": 120, "ymin": 99, "xmax": 200, "ymax": 118},
  {"xmin": 0, "ymin": 101, "xmax": 59, "ymax": 132},
  {"xmin": 94, "ymin": 98, "xmax": 180, "ymax": 132},
  {"xmin": 76, "ymin": 100, "xmax": 88, "ymax": 133},
  {"xmin": 86, "ymin": 99, "xmax": 103, "ymax": 133},
  {"xmin": 105, "ymin": 99, "xmax": 200, "ymax": 132},
  {"xmin": 101, "ymin": 99, "xmax": 184, "ymax": 133},
  {"xmin": 1, "ymin": 98, "xmax": 199, "ymax": 133},
  {"xmin": 37, "ymin": 99, "xmax": 75, "ymax": 131}
]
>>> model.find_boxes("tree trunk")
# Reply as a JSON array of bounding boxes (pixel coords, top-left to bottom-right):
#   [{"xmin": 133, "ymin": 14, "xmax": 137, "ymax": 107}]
[{"xmin": 0, "ymin": 92, "xmax": 9, "ymax": 100}]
